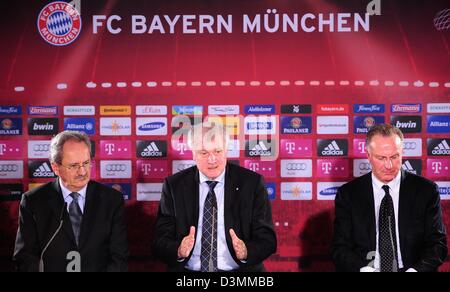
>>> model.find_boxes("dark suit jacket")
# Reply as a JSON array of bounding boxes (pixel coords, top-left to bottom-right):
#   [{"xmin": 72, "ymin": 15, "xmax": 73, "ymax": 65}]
[
  {"xmin": 153, "ymin": 163, "xmax": 277, "ymax": 272},
  {"xmin": 13, "ymin": 180, "xmax": 129, "ymax": 272},
  {"xmin": 332, "ymin": 171, "xmax": 448, "ymax": 272}
]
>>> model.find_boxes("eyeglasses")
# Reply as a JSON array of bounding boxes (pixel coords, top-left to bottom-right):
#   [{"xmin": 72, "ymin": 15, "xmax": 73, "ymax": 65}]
[
  {"xmin": 60, "ymin": 160, "xmax": 91, "ymax": 172},
  {"xmin": 196, "ymin": 150, "xmax": 225, "ymax": 160}
]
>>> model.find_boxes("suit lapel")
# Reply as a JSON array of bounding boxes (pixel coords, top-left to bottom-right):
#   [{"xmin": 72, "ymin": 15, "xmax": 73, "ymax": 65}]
[
  {"xmin": 363, "ymin": 173, "xmax": 377, "ymax": 251},
  {"xmin": 49, "ymin": 180, "xmax": 77, "ymax": 245},
  {"xmin": 183, "ymin": 167, "xmax": 200, "ymax": 228},
  {"xmin": 224, "ymin": 164, "xmax": 239, "ymax": 258},
  {"xmin": 398, "ymin": 170, "xmax": 412, "ymax": 259},
  {"xmin": 78, "ymin": 181, "xmax": 100, "ymax": 248}
]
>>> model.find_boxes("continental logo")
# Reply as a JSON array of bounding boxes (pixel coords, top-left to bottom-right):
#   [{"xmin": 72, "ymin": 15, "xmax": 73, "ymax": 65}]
[{"xmin": 100, "ymin": 106, "xmax": 131, "ymax": 116}]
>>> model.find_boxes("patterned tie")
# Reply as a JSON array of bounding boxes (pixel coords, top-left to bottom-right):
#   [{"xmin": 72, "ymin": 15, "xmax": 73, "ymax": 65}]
[
  {"xmin": 379, "ymin": 185, "xmax": 399, "ymax": 272},
  {"xmin": 201, "ymin": 181, "xmax": 219, "ymax": 272},
  {"xmin": 69, "ymin": 192, "xmax": 83, "ymax": 246}
]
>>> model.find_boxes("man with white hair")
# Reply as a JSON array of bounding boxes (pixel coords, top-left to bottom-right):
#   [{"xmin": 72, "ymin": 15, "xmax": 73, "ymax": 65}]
[{"xmin": 154, "ymin": 122, "xmax": 277, "ymax": 272}]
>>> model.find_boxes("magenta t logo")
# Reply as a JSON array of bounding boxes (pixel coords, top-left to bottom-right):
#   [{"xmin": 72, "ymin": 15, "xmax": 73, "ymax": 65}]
[
  {"xmin": 0, "ymin": 141, "xmax": 23, "ymax": 159},
  {"xmin": 428, "ymin": 159, "xmax": 450, "ymax": 177},
  {"xmin": 100, "ymin": 141, "xmax": 131, "ymax": 158},
  {"xmin": 137, "ymin": 160, "xmax": 168, "ymax": 179},
  {"xmin": 244, "ymin": 160, "xmax": 276, "ymax": 178},
  {"xmin": 280, "ymin": 139, "xmax": 312, "ymax": 158},
  {"xmin": 317, "ymin": 159, "xmax": 349, "ymax": 178},
  {"xmin": 353, "ymin": 139, "xmax": 367, "ymax": 158},
  {"xmin": 172, "ymin": 140, "xmax": 192, "ymax": 159}
]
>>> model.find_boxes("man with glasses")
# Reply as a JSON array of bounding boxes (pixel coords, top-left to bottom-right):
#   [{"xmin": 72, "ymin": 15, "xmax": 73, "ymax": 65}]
[
  {"xmin": 154, "ymin": 122, "xmax": 277, "ymax": 272},
  {"xmin": 14, "ymin": 131, "xmax": 129, "ymax": 272}
]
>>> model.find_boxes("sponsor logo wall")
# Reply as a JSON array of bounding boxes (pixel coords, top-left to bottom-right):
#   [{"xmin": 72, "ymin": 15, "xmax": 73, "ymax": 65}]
[{"xmin": 1, "ymin": 103, "xmax": 449, "ymax": 203}]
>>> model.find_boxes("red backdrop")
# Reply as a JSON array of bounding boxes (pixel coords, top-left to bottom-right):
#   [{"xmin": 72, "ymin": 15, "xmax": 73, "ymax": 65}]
[{"xmin": 0, "ymin": 0, "xmax": 449, "ymax": 271}]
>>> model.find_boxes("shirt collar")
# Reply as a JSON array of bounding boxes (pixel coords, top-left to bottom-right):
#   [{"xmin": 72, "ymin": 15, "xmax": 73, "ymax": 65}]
[
  {"xmin": 371, "ymin": 171, "xmax": 401, "ymax": 192},
  {"xmin": 199, "ymin": 169, "xmax": 226, "ymax": 185},
  {"xmin": 59, "ymin": 178, "xmax": 88, "ymax": 201}
]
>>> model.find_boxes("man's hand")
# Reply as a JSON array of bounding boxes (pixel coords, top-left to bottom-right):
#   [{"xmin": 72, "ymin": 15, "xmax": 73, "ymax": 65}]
[
  {"xmin": 229, "ymin": 229, "xmax": 247, "ymax": 261},
  {"xmin": 177, "ymin": 226, "xmax": 196, "ymax": 259}
]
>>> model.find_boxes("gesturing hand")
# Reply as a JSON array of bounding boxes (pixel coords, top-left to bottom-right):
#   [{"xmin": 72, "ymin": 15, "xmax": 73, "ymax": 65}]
[
  {"xmin": 177, "ymin": 226, "xmax": 196, "ymax": 259},
  {"xmin": 229, "ymin": 229, "xmax": 247, "ymax": 261}
]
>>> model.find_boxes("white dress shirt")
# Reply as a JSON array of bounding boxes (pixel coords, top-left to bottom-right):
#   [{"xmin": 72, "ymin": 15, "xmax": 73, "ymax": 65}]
[
  {"xmin": 59, "ymin": 179, "xmax": 87, "ymax": 214},
  {"xmin": 186, "ymin": 170, "xmax": 239, "ymax": 271},
  {"xmin": 371, "ymin": 171, "xmax": 404, "ymax": 270}
]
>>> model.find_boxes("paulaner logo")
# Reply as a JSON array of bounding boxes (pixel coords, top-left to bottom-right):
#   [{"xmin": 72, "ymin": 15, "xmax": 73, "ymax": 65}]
[{"xmin": 37, "ymin": 1, "xmax": 82, "ymax": 46}]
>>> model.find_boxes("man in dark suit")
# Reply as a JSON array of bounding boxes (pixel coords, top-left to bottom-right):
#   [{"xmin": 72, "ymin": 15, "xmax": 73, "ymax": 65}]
[
  {"xmin": 154, "ymin": 123, "xmax": 277, "ymax": 272},
  {"xmin": 14, "ymin": 131, "xmax": 129, "ymax": 272},
  {"xmin": 332, "ymin": 124, "xmax": 447, "ymax": 272}
]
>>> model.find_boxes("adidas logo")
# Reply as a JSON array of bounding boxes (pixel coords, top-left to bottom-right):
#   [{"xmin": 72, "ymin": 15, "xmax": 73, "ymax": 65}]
[
  {"xmin": 432, "ymin": 140, "xmax": 450, "ymax": 155},
  {"xmin": 322, "ymin": 141, "xmax": 344, "ymax": 156},
  {"xmin": 249, "ymin": 141, "xmax": 272, "ymax": 156},
  {"xmin": 33, "ymin": 162, "xmax": 55, "ymax": 177},
  {"xmin": 402, "ymin": 161, "xmax": 417, "ymax": 175},
  {"xmin": 141, "ymin": 142, "xmax": 163, "ymax": 157}
]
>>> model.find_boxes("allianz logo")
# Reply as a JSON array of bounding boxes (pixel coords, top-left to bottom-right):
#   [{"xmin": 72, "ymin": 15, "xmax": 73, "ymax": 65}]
[
  {"xmin": 433, "ymin": 140, "xmax": 450, "ymax": 155},
  {"xmin": 33, "ymin": 162, "xmax": 54, "ymax": 177},
  {"xmin": 430, "ymin": 121, "xmax": 449, "ymax": 127},
  {"xmin": 321, "ymin": 141, "xmax": 344, "ymax": 156},
  {"xmin": 66, "ymin": 123, "xmax": 94, "ymax": 131},
  {"xmin": 141, "ymin": 142, "xmax": 163, "ymax": 157}
]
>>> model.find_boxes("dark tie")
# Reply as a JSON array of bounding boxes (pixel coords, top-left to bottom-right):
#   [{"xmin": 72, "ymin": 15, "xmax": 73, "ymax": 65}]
[
  {"xmin": 201, "ymin": 181, "xmax": 219, "ymax": 272},
  {"xmin": 379, "ymin": 185, "xmax": 399, "ymax": 272},
  {"xmin": 69, "ymin": 192, "xmax": 83, "ymax": 246}
]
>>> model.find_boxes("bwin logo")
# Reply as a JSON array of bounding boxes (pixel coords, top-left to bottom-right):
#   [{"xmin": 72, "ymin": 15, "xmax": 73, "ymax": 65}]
[
  {"xmin": 33, "ymin": 122, "xmax": 54, "ymax": 131},
  {"xmin": 395, "ymin": 120, "xmax": 416, "ymax": 129},
  {"xmin": 249, "ymin": 142, "xmax": 272, "ymax": 156},
  {"xmin": 141, "ymin": 142, "xmax": 163, "ymax": 157},
  {"xmin": 33, "ymin": 162, "xmax": 54, "ymax": 177},
  {"xmin": 433, "ymin": 140, "xmax": 450, "ymax": 155},
  {"xmin": 322, "ymin": 141, "xmax": 344, "ymax": 156}
]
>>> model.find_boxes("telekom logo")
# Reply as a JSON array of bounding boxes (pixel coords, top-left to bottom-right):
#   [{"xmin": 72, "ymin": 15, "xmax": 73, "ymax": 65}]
[
  {"xmin": 432, "ymin": 162, "xmax": 442, "ymax": 174},
  {"xmin": 249, "ymin": 163, "xmax": 260, "ymax": 172},
  {"xmin": 321, "ymin": 162, "xmax": 333, "ymax": 174},
  {"xmin": 177, "ymin": 142, "xmax": 188, "ymax": 155},
  {"xmin": 142, "ymin": 164, "xmax": 153, "ymax": 175},
  {"xmin": 358, "ymin": 142, "xmax": 366, "ymax": 153},
  {"xmin": 0, "ymin": 144, "xmax": 5, "ymax": 155},
  {"xmin": 105, "ymin": 143, "xmax": 115, "ymax": 155},
  {"xmin": 285, "ymin": 142, "xmax": 296, "ymax": 154}
]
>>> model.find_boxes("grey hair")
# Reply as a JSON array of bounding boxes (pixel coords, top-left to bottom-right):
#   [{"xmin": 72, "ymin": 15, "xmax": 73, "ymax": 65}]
[
  {"xmin": 50, "ymin": 131, "xmax": 92, "ymax": 164},
  {"xmin": 187, "ymin": 122, "xmax": 230, "ymax": 151},
  {"xmin": 366, "ymin": 124, "xmax": 404, "ymax": 148}
]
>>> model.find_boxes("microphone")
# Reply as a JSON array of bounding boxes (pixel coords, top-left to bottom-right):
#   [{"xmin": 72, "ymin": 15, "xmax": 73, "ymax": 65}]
[{"xmin": 39, "ymin": 202, "xmax": 66, "ymax": 272}]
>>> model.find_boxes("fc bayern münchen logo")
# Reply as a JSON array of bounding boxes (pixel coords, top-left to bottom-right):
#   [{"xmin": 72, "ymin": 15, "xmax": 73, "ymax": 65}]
[{"xmin": 37, "ymin": 1, "xmax": 82, "ymax": 46}]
